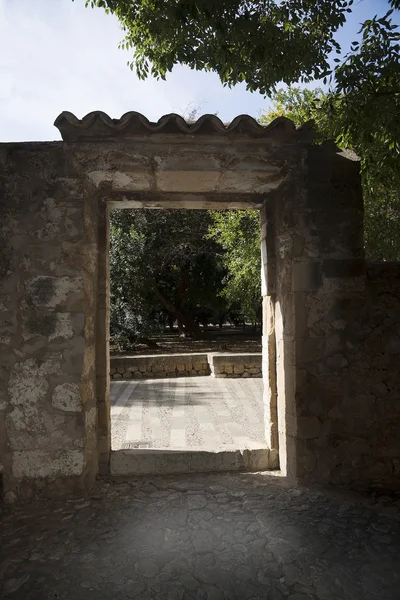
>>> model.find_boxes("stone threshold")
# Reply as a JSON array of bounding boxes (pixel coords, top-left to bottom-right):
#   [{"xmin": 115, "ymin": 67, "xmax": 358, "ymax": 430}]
[{"xmin": 110, "ymin": 446, "xmax": 272, "ymax": 476}]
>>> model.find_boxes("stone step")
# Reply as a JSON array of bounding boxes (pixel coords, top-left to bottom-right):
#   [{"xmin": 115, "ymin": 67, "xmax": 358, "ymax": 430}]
[{"xmin": 110, "ymin": 447, "xmax": 272, "ymax": 476}]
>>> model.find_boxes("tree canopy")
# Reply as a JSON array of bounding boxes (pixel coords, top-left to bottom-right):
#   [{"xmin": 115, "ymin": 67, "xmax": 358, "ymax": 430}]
[
  {"xmin": 84, "ymin": 1, "xmax": 400, "ymax": 101},
  {"xmin": 84, "ymin": 0, "xmax": 352, "ymax": 95},
  {"xmin": 261, "ymin": 84, "xmax": 400, "ymax": 260},
  {"xmin": 109, "ymin": 209, "xmax": 232, "ymax": 349},
  {"xmin": 84, "ymin": 1, "xmax": 400, "ymax": 182},
  {"xmin": 208, "ymin": 210, "xmax": 261, "ymax": 324}
]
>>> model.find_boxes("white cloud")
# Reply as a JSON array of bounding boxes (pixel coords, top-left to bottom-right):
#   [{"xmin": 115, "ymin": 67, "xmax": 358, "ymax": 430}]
[{"xmin": 0, "ymin": 0, "xmax": 266, "ymax": 141}]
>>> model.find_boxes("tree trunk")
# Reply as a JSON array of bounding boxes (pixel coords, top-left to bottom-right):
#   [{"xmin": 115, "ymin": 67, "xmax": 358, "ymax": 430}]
[
  {"xmin": 154, "ymin": 285, "xmax": 200, "ymax": 336},
  {"xmin": 137, "ymin": 337, "xmax": 159, "ymax": 349}
]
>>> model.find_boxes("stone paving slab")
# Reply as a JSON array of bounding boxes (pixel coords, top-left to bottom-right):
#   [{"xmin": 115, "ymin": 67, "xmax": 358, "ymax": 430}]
[
  {"xmin": 1, "ymin": 473, "xmax": 400, "ymax": 599},
  {"xmin": 111, "ymin": 377, "xmax": 265, "ymax": 451}
]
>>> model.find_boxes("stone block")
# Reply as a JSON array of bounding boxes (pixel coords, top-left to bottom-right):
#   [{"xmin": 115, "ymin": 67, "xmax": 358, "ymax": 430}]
[
  {"xmin": 322, "ymin": 258, "xmax": 365, "ymax": 278},
  {"xmin": 326, "ymin": 354, "xmax": 349, "ymax": 370},
  {"xmin": 292, "ymin": 262, "xmax": 321, "ymax": 292},
  {"xmin": 156, "ymin": 170, "xmax": 220, "ymax": 193},
  {"xmin": 25, "ymin": 276, "xmax": 84, "ymax": 311},
  {"xmin": 297, "ymin": 416, "xmax": 321, "ymax": 440},
  {"xmin": 52, "ymin": 383, "xmax": 82, "ymax": 412},
  {"xmin": 233, "ymin": 364, "xmax": 244, "ymax": 375},
  {"xmin": 12, "ymin": 449, "xmax": 85, "ymax": 478}
]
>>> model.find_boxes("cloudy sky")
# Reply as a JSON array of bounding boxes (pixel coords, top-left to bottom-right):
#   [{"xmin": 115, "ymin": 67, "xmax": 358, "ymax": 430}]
[{"xmin": 0, "ymin": 0, "xmax": 392, "ymax": 141}]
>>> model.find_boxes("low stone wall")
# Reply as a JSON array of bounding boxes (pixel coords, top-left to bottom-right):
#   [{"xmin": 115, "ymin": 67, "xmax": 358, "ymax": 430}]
[
  {"xmin": 209, "ymin": 353, "xmax": 262, "ymax": 378},
  {"xmin": 110, "ymin": 352, "xmax": 263, "ymax": 380},
  {"xmin": 110, "ymin": 353, "xmax": 210, "ymax": 380}
]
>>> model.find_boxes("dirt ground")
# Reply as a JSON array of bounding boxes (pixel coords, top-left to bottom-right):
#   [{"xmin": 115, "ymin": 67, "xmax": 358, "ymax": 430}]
[{"xmin": 111, "ymin": 326, "xmax": 262, "ymax": 356}]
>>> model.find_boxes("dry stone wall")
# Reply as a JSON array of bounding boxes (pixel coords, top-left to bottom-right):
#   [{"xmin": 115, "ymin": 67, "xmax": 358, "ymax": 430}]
[
  {"xmin": 328, "ymin": 263, "xmax": 400, "ymax": 489},
  {"xmin": 294, "ymin": 263, "xmax": 400, "ymax": 490},
  {"xmin": 110, "ymin": 353, "xmax": 262, "ymax": 380},
  {"xmin": 110, "ymin": 354, "xmax": 210, "ymax": 379},
  {"xmin": 209, "ymin": 354, "xmax": 262, "ymax": 378}
]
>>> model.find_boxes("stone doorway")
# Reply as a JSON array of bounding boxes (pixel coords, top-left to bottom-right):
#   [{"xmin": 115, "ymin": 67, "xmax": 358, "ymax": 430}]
[
  {"xmin": 0, "ymin": 110, "xmax": 369, "ymax": 502},
  {"xmin": 89, "ymin": 113, "xmax": 306, "ymax": 481},
  {"xmin": 107, "ymin": 204, "xmax": 268, "ymax": 475}
]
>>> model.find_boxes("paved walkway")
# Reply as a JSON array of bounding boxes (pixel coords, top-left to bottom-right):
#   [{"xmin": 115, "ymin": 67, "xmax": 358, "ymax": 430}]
[
  {"xmin": 1, "ymin": 473, "xmax": 400, "ymax": 599},
  {"xmin": 111, "ymin": 377, "xmax": 265, "ymax": 451}
]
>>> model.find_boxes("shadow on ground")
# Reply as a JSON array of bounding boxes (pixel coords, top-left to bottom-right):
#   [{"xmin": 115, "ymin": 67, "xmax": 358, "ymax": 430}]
[
  {"xmin": 1, "ymin": 472, "xmax": 400, "ymax": 599},
  {"xmin": 111, "ymin": 379, "xmax": 262, "ymax": 408}
]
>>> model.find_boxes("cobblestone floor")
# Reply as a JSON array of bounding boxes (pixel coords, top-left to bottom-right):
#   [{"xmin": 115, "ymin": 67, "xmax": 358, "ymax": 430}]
[
  {"xmin": 111, "ymin": 378, "xmax": 265, "ymax": 451},
  {"xmin": 1, "ymin": 473, "xmax": 400, "ymax": 599}
]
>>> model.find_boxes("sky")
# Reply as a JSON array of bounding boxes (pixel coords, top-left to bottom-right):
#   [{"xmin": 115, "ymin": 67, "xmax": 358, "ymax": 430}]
[{"xmin": 0, "ymin": 0, "xmax": 393, "ymax": 142}]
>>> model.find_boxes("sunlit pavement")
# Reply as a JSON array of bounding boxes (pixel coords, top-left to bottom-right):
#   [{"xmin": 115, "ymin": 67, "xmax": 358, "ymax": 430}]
[{"xmin": 111, "ymin": 377, "xmax": 265, "ymax": 451}]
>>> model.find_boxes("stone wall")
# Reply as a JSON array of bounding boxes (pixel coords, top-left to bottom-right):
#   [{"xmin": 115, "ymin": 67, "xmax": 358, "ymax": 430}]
[
  {"xmin": 321, "ymin": 263, "xmax": 400, "ymax": 489},
  {"xmin": 273, "ymin": 143, "xmax": 400, "ymax": 490},
  {"xmin": 209, "ymin": 354, "xmax": 262, "ymax": 378},
  {"xmin": 2, "ymin": 113, "xmax": 399, "ymax": 501},
  {"xmin": 110, "ymin": 354, "xmax": 210, "ymax": 379},
  {"xmin": 110, "ymin": 353, "xmax": 262, "ymax": 380},
  {"xmin": 0, "ymin": 143, "xmax": 99, "ymax": 501}
]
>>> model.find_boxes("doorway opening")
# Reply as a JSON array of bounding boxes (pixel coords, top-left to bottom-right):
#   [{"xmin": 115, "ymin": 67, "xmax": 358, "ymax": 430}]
[{"xmin": 107, "ymin": 206, "xmax": 271, "ymax": 475}]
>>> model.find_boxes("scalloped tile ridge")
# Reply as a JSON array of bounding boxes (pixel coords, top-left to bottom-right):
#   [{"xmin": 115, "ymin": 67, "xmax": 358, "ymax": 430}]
[{"xmin": 54, "ymin": 110, "xmax": 315, "ymax": 142}]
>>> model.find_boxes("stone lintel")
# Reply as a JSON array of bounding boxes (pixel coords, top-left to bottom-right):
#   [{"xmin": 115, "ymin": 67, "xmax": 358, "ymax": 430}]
[{"xmin": 108, "ymin": 192, "xmax": 265, "ymax": 210}]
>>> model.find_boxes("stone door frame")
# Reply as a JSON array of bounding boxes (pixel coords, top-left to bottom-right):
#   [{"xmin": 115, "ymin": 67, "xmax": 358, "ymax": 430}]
[{"xmin": 95, "ymin": 198, "xmax": 280, "ymax": 475}]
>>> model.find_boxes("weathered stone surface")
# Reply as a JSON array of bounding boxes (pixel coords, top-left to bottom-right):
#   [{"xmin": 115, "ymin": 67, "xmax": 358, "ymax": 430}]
[
  {"xmin": 0, "ymin": 143, "xmax": 98, "ymax": 500},
  {"xmin": 25, "ymin": 276, "xmax": 84, "ymax": 310},
  {"xmin": 111, "ymin": 447, "xmax": 270, "ymax": 475},
  {"xmin": 12, "ymin": 449, "xmax": 85, "ymax": 478},
  {"xmin": 52, "ymin": 383, "xmax": 82, "ymax": 412},
  {"xmin": 292, "ymin": 262, "xmax": 400, "ymax": 488}
]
